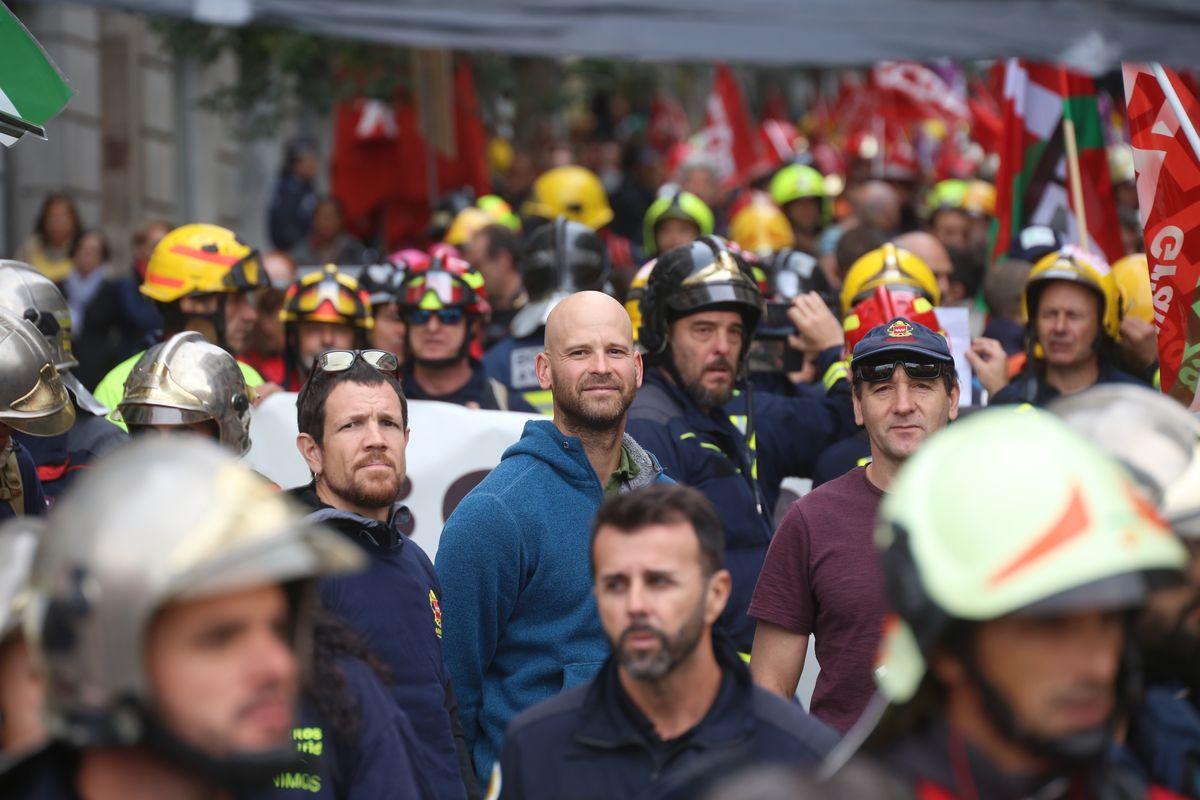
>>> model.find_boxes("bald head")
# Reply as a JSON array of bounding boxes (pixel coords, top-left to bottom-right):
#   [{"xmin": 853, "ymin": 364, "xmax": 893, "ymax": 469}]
[
  {"xmin": 544, "ymin": 290, "xmax": 633, "ymax": 355},
  {"xmin": 894, "ymin": 231, "xmax": 952, "ymax": 299},
  {"xmin": 853, "ymin": 181, "xmax": 901, "ymax": 233}
]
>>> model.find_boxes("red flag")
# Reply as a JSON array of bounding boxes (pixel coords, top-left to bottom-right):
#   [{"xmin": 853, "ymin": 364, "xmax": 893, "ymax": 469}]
[
  {"xmin": 1123, "ymin": 63, "xmax": 1200, "ymax": 405},
  {"xmin": 871, "ymin": 61, "xmax": 968, "ymax": 126},
  {"xmin": 648, "ymin": 91, "xmax": 691, "ymax": 154},
  {"xmin": 700, "ymin": 65, "xmax": 762, "ymax": 190}
]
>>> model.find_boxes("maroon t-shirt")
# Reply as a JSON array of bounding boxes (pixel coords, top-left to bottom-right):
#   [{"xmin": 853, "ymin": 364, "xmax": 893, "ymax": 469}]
[{"xmin": 748, "ymin": 466, "xmax": 888, "ymax": 734}]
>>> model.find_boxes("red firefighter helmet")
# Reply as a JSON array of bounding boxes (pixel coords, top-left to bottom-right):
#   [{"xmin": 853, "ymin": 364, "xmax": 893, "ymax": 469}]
[{"xmin": 843, "ymin": 285, "xmax": 942, "ymax": 352}]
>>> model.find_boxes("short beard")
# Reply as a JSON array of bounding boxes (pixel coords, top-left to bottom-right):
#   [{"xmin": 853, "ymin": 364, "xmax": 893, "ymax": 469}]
[
  {"xmin": 554, "ymin": 375, "xmax": 635, "ymax": 433},
  {"xmin": 682, "ymin": 375, "xmax": 734, "ymax": 410},
  {"xmin": 322, "ymin": 468, "xmax": 399, "ymax": 511},
  {"xmin": 615, "ymin": 603, "xmax": 706, "ymax": 683}
]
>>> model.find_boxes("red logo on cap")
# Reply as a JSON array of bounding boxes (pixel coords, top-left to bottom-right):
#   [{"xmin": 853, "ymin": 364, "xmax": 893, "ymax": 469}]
[{"xmin": 886, "ymin": 320, "xmax": 914, "ymax": 339}]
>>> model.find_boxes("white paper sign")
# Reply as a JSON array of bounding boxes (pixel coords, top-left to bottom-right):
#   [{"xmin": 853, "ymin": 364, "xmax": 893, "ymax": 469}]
[{"xmin": 935, "ymin": 306, "xmax": 974, "ymax": 407}]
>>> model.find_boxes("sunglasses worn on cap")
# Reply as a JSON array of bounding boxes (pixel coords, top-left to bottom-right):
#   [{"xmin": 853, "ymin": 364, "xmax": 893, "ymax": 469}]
[
  {"xmin": 407, "ymin": 307, "xmax": 464, "ymax": 326},
  {"xmin": 855, "ymin": 360, "xmax": 945, "ymax": 383},
  {"xmin": 315, "ymin": 349, "xmax": 399, "ymax": 376}
]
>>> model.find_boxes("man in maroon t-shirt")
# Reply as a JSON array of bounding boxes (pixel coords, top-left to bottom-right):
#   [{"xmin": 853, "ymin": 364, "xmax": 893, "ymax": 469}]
[{"xmin": 747, "ymin": 317, "xmax": 959, "ymax": 733}]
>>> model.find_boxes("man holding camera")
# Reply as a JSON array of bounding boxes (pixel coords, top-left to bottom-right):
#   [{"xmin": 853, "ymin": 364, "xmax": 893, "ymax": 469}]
[{"xmin": 625, "ymin": 238, "xmax": 854, "ymax": 653}]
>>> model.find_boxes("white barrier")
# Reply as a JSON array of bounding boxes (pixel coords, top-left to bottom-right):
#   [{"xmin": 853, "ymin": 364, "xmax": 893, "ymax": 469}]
[{"xmin": 244, "ymin": 392, "xmax": 539, "ymax": 560}]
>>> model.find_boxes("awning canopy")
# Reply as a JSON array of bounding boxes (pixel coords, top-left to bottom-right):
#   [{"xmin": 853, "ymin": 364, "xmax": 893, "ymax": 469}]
[{"xmin": 57, "ymin": 0, "xmax": 1200, "ymax": 72}]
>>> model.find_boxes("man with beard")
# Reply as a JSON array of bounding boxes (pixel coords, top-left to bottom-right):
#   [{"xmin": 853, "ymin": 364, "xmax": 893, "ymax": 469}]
[
  {"xmin": 291, "ymin": 352, "xmax": 478, "ymax": 799},
  {"xmin": 1049, "ymin": 384, "xmax": 1200, "ymax": 796},
  {"xmin": 853, "ymin": 408, "xmax": 1185, "ymax": 799},
  {"xmin": 437, "ymin": 291, "xmax": 671, "ymax": 783},
  {"xmin": 496, "ymin": 484, "xmax": 836, "ymax": 799},
  {"xmin": 750, "ymin": 318, "xmax": 958, "ymax": 735},
  {"xmin": 625, "ymin": 237, "xmax": 854, "ymax": 653}
]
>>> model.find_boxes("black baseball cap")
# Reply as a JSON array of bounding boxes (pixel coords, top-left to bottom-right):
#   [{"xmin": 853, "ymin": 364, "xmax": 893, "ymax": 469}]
[{"xmin": 851, "ymin": 317, "xmax": 953, "ymax": 366}]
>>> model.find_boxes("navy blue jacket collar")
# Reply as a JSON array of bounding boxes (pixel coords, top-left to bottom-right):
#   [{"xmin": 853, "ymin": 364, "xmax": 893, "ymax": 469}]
[
  {"xmin": 288, "ymin": 482, "xmax": 412, "ymax": 550},
  {"xmin": 573, "ymin": 636, "xmax": 756, "ymax": 752}
]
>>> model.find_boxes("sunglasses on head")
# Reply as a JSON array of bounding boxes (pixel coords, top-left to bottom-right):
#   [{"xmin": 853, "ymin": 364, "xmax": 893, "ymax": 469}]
[
  {"xmin": 407, "ymin": 307, "xmax": 464, "ymax": 326},
  {"xmin": 854, "ymin": 359, "xmax": 946, "ymax": 383},
  {"xmin": 315, "ymin": 348, "xmax": 399, "ymax": 376}
]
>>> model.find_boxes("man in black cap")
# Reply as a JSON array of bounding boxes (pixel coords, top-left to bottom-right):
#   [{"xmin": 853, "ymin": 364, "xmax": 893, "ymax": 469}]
[{"xmin": 749, "ymin": 318, "xmax": 959, "ymax": 734}]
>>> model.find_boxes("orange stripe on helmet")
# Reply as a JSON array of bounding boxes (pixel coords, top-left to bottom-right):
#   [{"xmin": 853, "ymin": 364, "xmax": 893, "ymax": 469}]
[
  {"xmin": 146, "ymin": 273, "xmax": 186, "ymax": 288},
  {"xmin": 989, "ymin": 482, "xmax": 1090, "ymax": 587},
  {"xmin": 169, "ymin": 245, "xmax": 243, "ymax": 267}
]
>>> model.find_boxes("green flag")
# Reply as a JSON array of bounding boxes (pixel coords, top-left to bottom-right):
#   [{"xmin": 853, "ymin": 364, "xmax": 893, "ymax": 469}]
[{"xmin": 0, "ymin": 2, "xmax": 73, "ymax": 146}]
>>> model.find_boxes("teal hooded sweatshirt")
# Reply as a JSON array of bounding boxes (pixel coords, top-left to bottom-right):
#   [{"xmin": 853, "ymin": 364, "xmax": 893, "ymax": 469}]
[{"xmin": 435, "ymin": 420, "xmax": 670, "ymax": 780}]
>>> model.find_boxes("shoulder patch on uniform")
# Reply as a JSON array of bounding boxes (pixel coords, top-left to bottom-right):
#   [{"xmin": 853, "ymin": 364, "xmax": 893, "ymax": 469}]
[{"xmin": 429, "ymin": 589, "xmax": 443, "ymax": 639}]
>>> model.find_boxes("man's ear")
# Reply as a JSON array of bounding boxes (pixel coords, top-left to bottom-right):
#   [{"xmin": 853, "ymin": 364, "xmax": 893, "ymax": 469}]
[
  {"xmin": 633, "ymin": 350, "xmax": 644, "ymax": 389},
  {"xmin": 296, "ymin": 432, "xmax": 323, "ymax": 477},
  {"xmin": 948, "ymin": 382, "xmax": 961, "ymax": 422},
  {"xmin": 852, "ymin": 387, "xmax": 865, "ymax": 427},
  {"xmin": 535, "ymin": 351, "xmax": 552, "ymax": 390},
  {"xmin": 704, "ymin": 569, "xmax": 732, "ymax": 625}
]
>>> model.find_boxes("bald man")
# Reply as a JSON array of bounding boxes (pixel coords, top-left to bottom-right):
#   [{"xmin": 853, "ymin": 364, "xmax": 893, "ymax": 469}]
[
  {"xmin": 893, "ymin": 231, "xmax": 952, "ymax": 300},
  {"xmin": 436, "ymin": 290, "xmax": 672, "ymax": 781}
]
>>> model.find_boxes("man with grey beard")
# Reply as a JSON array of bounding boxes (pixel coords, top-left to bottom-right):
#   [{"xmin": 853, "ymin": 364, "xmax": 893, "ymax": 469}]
[
  {"xmin": 625, "ymin": 238, "xmax": 854, "ymax": 653},
  {"xmin": 495, "ymin": 484, "xmax": 836, "ymax": 800}
]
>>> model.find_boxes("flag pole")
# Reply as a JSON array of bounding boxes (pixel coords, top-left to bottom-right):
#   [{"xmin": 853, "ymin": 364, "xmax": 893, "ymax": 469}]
[
  {"xmin": 1152, "ymin": 63, "xmax": 1200, "ymax": 164},
  {"xmin": 1058, "ymin": 67, "xmax": 1090, "ymax": 250}
]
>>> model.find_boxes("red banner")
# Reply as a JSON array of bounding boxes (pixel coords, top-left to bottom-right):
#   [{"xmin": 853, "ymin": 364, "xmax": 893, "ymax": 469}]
[
  {"xmin": 700, "ymin": 64, "xmax": 762, "ymax": 190},
  {"xmin": 1123, "ymin": 63, "xmax": 1200, "ymax": 405}
]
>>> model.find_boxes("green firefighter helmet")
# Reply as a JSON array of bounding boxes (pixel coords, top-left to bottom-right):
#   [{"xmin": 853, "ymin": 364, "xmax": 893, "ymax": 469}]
[{"xmin": 874, "ymin": 407, "xmax": 1186, "ymax": 707}]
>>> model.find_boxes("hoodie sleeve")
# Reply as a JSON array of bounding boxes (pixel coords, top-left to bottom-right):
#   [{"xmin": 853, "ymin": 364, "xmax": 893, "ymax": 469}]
[{"xmin": 435, "ymin": 491, "xmax": 525, "ymax": 761}]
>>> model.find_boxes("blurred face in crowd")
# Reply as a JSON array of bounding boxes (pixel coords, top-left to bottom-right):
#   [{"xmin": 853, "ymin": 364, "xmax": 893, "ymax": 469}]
[
  {"xmin": 1138, "ymin": 542, "xmax": 1200, "ymax": 693},
  {"xmin": 785, "ymin": 197, "xmax": 824, "ymax": 234},
  {"xmin": 224, "ymin": 292, "xmax": 260, "ymax": 355},
  {"xmin": 296, "ymin": 322, "xmax": 356, "ymax": 372},
  {"xmin": 128, "ymin": 419, "xmax": 222, "ymax": 443},
  {"xmin": 669, "ymin": 310, "xmax": 743, "ymax": 411},
  {"xmin": 680, "ymin": 166, "xmax": 722, "ymax": 212},
  {"xmin": 935, "ymin": 609, "xmax": 1125, "ymax": 760},
  {"xmin": 369, "ymin": 302, "xmax": 407, "ymax": 361},
  {"xmin": 42, "ymin": 198, "xmax": 78, "ymax": 247},
  {"xmin": 311, "ymin": 200, "xmax": 343, "ymax": 241},
  {"xmin": 931, "ymin": 209, "xmax": 972, "ymax": 254},
  {"xmin": 298, "ymin": 380, "xmax": 408, "ymax": 515},
  {"xmin": 407, "ymin": 307, "xmax": 468, "ymax": 365},
  {"xmin": 72, "ymin": 231, "xmax": 106, "ymax": 277},
  {"xmin": 655, "ymin": 218, "xmax": 700, "ymax": 255},
  {"xmin": 853, "ymin": 359, "xmax": 958, "ymax": 467},
  {"xmin": 146, "ymin": 584, "xmax": 298, "ymax": 757},
  {"xmin": 0, "ymin": 633, "xmax": 45, "ymax": 755},
  {"xmin": 593, "ymin": 520, "xmax": 730, "ymax": 683},
  {"xmin": 133, "ymin": 222, "xmax": 171, "ymax": 276},
  {"xmin": 538, "ymin": 291, "xmax": 641, "ymax": 432},
  {"xmin": 1035, "ymin": 282, "xmax": 1102, "ymax": 370},
  {"xmin": 895, "ymin": 232, "xmax": 953, "ymax": 302}
]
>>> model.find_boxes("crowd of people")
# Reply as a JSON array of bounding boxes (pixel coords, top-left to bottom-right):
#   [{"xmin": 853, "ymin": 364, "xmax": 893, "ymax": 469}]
[{"xmin": 0, "ymin": 123, "xmax": 1193, "ymax": 800}]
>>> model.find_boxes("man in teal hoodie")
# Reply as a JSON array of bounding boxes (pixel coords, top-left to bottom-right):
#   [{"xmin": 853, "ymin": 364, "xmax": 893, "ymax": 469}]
[{"xmin": 436, "ymin": 291, "xmax": 672, "ymax": 782}]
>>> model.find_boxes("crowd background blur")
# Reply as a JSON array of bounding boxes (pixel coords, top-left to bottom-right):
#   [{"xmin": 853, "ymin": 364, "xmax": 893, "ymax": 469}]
[{"xmin": 0, "ymin": 2, "xmax": 1163, "ymax": 399}]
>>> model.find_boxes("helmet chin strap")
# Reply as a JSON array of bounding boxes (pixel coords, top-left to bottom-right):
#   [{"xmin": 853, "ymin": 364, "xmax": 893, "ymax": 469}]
[{"xmin": 138, "ymin": 706, "xmax": 303, "ymax": 793}]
